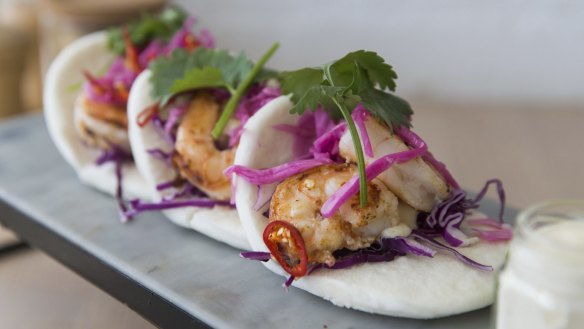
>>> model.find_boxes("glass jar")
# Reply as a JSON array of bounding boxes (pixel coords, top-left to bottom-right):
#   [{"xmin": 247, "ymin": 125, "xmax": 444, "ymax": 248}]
[{"xmin": 497, "ymin": 200, "xmax": 584, "ymax": 329}]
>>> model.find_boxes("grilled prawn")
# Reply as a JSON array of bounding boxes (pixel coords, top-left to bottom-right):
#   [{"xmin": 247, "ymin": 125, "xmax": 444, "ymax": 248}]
[
  {"xmin": 173, "ymin": 92, "xmax": 235, "ymax": 201},
  {"xmin": 74, "ymin": 95, "xmax": 130, "ymax": 151},
  {"xmin": 339, "ymin": 117, "xmax": 449, "ymax": 212},
  {"xmin": 269, "ymin": 163, "xmax": 401, "ymax": 266}
]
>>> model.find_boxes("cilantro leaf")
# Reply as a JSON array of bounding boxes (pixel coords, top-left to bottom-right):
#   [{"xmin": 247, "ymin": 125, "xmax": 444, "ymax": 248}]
[
  {"xmin": 281, "ymin": 68, "xmax": 324, "ymax": 104},
  {"xmin": 148, "ymin": 50, "xmax": 189, "ymax": 101},
  {"xmin": 147, "ymin": 42, "xmax": 280, "ymax": 138},
  {"xmin": 149, "ymin": 48, "xmax": 259, "ymax": 104},
  {"xmin": 288, "ymin": 85, "xmax": 344, "ymax": 119},
  {"xmin": 359, "ymin": 89, "xmax": 412, "ymax": 130},
  {"xmin": 107, "ymin": 6, "xmax": 187, "ymax": 56},
  {"xmin": 331, "ymin": 50, "xmax": 398, "ymax": 91},
  {"xmin": 279, "ymin": 50, "xmax": 411, "ymax": 130},
  {"xmin": 170, "ymin": 67, "xmax": 228, "ymax": 93},
  {"xmin": 220, "ymin": 52, "xmax": 255, "ymax": 88},
  {"xmin": 278, "ymin": 50, "xmax": 413, "ymax": 209}
]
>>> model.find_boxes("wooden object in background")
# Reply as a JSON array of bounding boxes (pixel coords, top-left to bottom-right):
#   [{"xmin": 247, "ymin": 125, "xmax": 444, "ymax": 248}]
[
  {"xmin": 0, "ymin": 0, "xmax": 43, "ymax": 112},
  {"xmin": 0, "ymin": 26, "xmax": 28, "ymax": 118},
  {"xmin": 39, "ymin": 0, "xmax": 167, "ymax": 77}
]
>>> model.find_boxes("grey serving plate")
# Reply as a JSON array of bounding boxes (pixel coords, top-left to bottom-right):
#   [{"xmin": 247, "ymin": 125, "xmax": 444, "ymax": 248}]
[{"xmin": 0, "ymin": 115, "xmax": 515, "ymax": 329}]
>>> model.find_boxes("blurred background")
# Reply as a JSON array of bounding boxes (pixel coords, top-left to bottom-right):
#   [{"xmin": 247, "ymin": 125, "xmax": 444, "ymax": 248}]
[
  {"xmin": 0, "ymin": 0, "xmax": 582, "ymax": 328},
  {"xmin": 2, "ymin": 0, "xmax": 583, "ymax": 119}
]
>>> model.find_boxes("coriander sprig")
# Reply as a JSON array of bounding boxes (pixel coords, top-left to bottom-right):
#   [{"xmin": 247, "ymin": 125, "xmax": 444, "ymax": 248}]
[
  {"xmin": 211, "ymin": 42, "xmax": 279, "ymax": 138},
  {"xmin": 148, "ymin": 43, "xmax": 279, "ymax": 128},
  {"xmin": 280, "ymin": 50, "xmax": 413, "ymax": 207},
  {"xmin": 107, "ymin": 6, "xmax": 188, "ymax": 56}
]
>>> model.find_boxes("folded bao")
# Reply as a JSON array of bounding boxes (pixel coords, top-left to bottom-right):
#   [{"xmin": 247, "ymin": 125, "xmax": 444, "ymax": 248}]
[
  {"xmin": 125, "ymin": 38, "xmax": 279, "ymax": 248},
  {"xmin": 127, "ymin": 71, "xmax": 248, "ymax": 249},
  {"xmin": 44, "ymin": 32, "xmax": 150, "ymax": 201},
  {"xmin": 44, "ymin": 8, "xmax": 212, "ymax": 217},
  {"xmin": 233, "ymin": 93, "xmax": 510, "ymax": 318}
]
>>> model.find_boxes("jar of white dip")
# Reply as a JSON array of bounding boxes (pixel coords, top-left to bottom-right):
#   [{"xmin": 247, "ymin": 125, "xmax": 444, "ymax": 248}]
[{"xmin": 497, "ymin": 201, "xmax": 584, "ymax": 329}]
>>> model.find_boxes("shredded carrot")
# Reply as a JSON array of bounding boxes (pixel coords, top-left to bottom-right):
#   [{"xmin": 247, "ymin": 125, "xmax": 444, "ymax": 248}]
[
  {"xmin": 82, "ymin": 70, "xmax": 107, "ymax": 95},
  {"xmin": 114, "ymin": 82, "xmax": 130, "ymax": 102},
  {"xmin": 184, "ymin": 34, "xmax": 201, "ymax": 52},
  {"xmin": 123, "ymin": 28, "xmax": 141, "ymax": 72},
  {"xmin": 137, "ymin": 103, "xmax": 159, "ymax": 127}
]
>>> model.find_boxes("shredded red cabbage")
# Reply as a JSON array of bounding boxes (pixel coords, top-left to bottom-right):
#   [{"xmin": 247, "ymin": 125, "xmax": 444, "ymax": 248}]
[
  {"xmin": 410, "ymin": 232, "xmax": 493, "ymax": 271},
  {"xmin": 124, "ymin": 197, "xmax": 233, "ymax": 218},
  {"xmin": 395, "ymin": 126, "xmax": 460, "ymax": 189},
  {"xmin": 273, "ymin": 108, "xmax": 340, "ymax": 160},
  {"xmin": 235, "ymin": 109, "xmax": 341, "ymax": 210},
  {"xmin": 386, "ymin": 237, "xmax": 437, "ymax": 257},
  {"xmin": 352, "ymin": 105, "xmax": 374, "ymax": 157},
  {"xmin": 472, "ymin": 179, "xmax": 506, "ymax": 222},
  {"xmin": 225, "ymin": 158, "xmax": 333, "ymax": 185},
  {"xmin": 416, "ymin": 179, "xmax": 509, "ymax": 247},
  {"xmin": 466, "ymin": 218, "xmax": 513, "ymax": 242},
  {"xmin": 138, "ymin": 40, "xmax": 166, "ymax": 69},
  {"xmin": 424, "ymin": 190, "xmax": 474, "ymax": 247},
  {"xmin": 272, "ymin": 121, "xmax": 315, "ymax": 159},
  {"xmin": 123, "ymin": 157, "xmax": 230, "ymax": 219},
  {"xmin": 95, "ymin": 144, "xmax": 134, "ymax": 222},
  {"xmin": 240, "ymin": 251, "xmax": 271, "ymax": 261},
  {"xmin": 151, "ymin": 107, "xmax": 179, "ymax": 146},
  {"xmin": 228, "ymin": 85, "xmax": 282, "ymax": 147},
  {"xmin": 165, "ymin": 17, "xmax": 214, "ymax": 53},
  {"xmin": 253, "ymin": 183, "xmax": 277, "ymax": 211},
  {"xmin": 283, "ymin": 275, "xmax": 295, "ymax": 289},
  {"xmin": 197, "ymin": 29, "xmax": 215, "ymax": 48},
  {"xmin": 311, "ymin": 236, "xmax": 436, "ymax": 272},
  {"xmin": 155, "ymin": 180, "xmax": 176, "ymax": 191},
  {"xmin": 164, "ymin": 103, "xmax": 189, "ymax": 143},
  {"xmin": 146, "ymin": 148, "xmax": 173, "ymax": 166},
  {"xmin": 311, "ymin": 122, "xmax": 347, "ymax": 161},
  {"xmin": 162, "ymin": 183, "xmax": 204, "ymax": 201}
]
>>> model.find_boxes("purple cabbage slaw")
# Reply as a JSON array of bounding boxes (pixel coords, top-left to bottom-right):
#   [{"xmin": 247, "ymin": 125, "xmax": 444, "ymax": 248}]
[
  {"xmin": 228, "ymin": 85, "xmax": 282, "ymax": 147},
  {"xmin": 352, "ymin": 105, "xmax": 374, "ymax": 157},
  {"xmin": 122, "ymin": 175, "xmax": 235, "ymax": 220},
  {"xmin": 415, "ymin": 179, "xmax": 508, "ymax": 246},
  {"xmin": 273, "ymin": 107, "xmax": 339, "ymax": 159},
  {"xmin": 235, "ymin": 105, "xmax": 512, "ymax": 285},
  {"xmin": 84, "ymin": 16, "xmax": 214, "ymax": 108},
  {"xmin": 242, "ymin": 232, "xmax": 492, "ymax": 288},
  {"xmin": 94, "ymin": 144, "xmax": 134, "ymax": 222},
  {"xmin": 225, "ymin": 158, "xmax": 334, "ymax": 185}
]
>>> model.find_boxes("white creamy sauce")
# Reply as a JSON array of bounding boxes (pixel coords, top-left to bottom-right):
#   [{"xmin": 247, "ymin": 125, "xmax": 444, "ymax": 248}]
[
  {"xmin": 497, "ymin": 221, "xmax": 584, "ymax": 329},
  {"xmin": 381, "ymin": 224, "xmax": 412, "ymax": 238},
  {"xmin": 541, "ymin": 221, "xmax": 584, "ymax": 249}
]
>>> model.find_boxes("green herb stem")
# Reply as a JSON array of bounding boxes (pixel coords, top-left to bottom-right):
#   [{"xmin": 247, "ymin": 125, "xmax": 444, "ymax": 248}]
[
  {"xmin": 332, "ymin": 97, "xmax": 368, "ymax": 207},
  {"xmin": 211, "ymin": 42, "xmax": 280, "ymax": 139}
]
